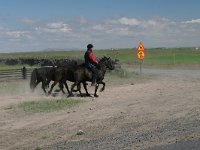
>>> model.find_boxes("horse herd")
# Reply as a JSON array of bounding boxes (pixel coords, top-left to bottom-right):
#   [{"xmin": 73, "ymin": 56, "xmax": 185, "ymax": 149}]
[{"xmin": 30, "ymin": 56, "xmax": 115, "ymax": 97}]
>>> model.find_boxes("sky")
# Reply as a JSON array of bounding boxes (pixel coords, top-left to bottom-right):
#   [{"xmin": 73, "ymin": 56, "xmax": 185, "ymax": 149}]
[{"xmin": 0, "ymin": 0, "xmax": 200, "ymax": 53}]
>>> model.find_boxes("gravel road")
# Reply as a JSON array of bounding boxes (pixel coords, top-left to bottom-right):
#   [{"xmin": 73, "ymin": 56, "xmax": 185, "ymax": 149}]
[
  {"xmin": 43, "ymin": 68, "xmax": 200, "ymax": 150},
  {"xmin": 0, "ymin": 68, "xmax": 200, "ymax": 150}
]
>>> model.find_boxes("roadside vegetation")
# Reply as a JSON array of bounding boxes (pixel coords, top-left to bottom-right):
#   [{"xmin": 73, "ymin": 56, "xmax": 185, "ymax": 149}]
[{"xmin": 18, "ymin": 98, "xmax": 82, "ymax": 113}]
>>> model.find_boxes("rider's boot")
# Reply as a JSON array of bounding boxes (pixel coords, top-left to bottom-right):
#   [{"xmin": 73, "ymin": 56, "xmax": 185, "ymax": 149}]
[{"xmin": 91, "ymin": 75, "xmax": 97, "ymax": 86}]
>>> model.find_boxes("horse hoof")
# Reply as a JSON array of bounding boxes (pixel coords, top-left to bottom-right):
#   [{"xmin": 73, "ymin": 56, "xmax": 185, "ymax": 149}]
[
  {"xmin": 54, "ymin": 89, "xmax": 61, "ymax": 92},
  {"xmin": 52, "ymin": 93, "xmax": 57, "ymax": 97},
  {"xmin": 100, "ymin": 88, "xmax": 104, "ymax": 92},
  {"xmin": 86, "ymin": 94, "xmax": 91, "ymax": 97},
  {"xmin": 94, "ymin": 94, "xmax": 99, "ymax": 97},
  {"xmin": 68, "ymin": 93, "xmax": 74, "ymax": 97}
]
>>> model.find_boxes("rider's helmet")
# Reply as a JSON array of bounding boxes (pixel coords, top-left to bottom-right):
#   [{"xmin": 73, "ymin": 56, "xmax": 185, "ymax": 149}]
[{"xmin": 87, "ymin": 44, "xmax": 93, "ymax": 49}]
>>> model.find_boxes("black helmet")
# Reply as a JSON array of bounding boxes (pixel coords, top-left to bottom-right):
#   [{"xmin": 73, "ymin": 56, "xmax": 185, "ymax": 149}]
[{"xmin": 87, "ymin": 44, "xmax": 93, "ymax": 49}]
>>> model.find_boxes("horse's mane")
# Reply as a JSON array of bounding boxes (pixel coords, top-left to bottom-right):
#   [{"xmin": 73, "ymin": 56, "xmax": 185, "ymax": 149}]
[{"xmin": 98, "ymin": 56, "xmax": 110, "ymax": 65}]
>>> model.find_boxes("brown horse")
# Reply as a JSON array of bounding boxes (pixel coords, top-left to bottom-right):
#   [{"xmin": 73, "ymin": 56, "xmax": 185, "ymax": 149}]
[{"xmin": 70, "ymin": 56, "xmax": 115, "ymax": 97}]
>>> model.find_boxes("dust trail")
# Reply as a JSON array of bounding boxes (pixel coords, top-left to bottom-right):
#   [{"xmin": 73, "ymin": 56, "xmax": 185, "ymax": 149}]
[{"xmin": 0, "ymin": 79, "xmax": 62, "ymax": 107}]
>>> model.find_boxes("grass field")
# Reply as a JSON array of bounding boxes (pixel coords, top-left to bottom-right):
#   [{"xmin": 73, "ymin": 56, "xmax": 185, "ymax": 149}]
[
  {"xmin": 0, "ymin": 47, "xmax": 200, "ymax": 68},
  {"xmin": 144, "ymin": 48, "xmax": 200, "ymax": 67},
  {"xmin": 18, "ymin": 99, "xmax": 82, "ymax": 113}
]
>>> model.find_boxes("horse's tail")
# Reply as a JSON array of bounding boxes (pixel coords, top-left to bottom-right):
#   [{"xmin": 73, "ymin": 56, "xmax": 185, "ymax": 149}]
[{"xmin": 30, "ymin": 68, "xmax": 38, "ymax": 92}]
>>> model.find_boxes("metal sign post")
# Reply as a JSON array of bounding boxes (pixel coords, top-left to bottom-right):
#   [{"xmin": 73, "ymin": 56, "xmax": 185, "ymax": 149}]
[{"xmin": 139, "ymin": 59, "xmax": 143, "ymax": 74}]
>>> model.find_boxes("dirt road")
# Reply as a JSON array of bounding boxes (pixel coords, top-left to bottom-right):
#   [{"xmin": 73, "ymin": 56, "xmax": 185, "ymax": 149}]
[{"xmin": 0, "ymin": 68, "xmax": 200, "ymax": 150}]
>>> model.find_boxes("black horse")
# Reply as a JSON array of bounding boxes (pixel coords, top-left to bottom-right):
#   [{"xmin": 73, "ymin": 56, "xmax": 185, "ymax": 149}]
[
  {"xmin": 30, "ymin": 67, "xmax": 56, "ymax": 93},
  {"xmin": 30, "ymin": 66, "xmax": 69, "ymax": 94},
  {"xmin": 47, "ymin": 64, "xmax": 78, "ymax": 95},
  {"xmin": 47, "ymin": 56, "xmax": 115, "ymax": 97},
  {"xmin": 70, "ymin": 56, "xmax": 115, "ymax": 97}
]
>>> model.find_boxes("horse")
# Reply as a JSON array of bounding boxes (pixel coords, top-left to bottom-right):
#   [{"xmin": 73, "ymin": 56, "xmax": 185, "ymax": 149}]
[
  {"xmin": 30, "ymin": 67, "xmax": 54, "ymax": 93},
  {"xmin": 70, "ymin": 56, "xmax": 115, "ymax": 97},
  {"xmin": 47, "ymin": 64, "xmax": 87, "ymax": 96},
  {"xmin": 47, "ymin": 56, "xmax": 115, "ymax": 97},
  {"xmin": 30, "ymin": 66, "xmax": 68, "ymax": 94}
]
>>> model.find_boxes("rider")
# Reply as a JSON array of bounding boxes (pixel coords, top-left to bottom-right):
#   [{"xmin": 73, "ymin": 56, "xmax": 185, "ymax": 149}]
[{"xmin": 84, "ymin": 44, "xmax": 98, "ymax": 86}]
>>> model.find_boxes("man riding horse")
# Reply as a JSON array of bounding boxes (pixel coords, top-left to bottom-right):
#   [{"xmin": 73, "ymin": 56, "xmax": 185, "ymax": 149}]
[{"xmin": 84, "ymin": 44, "xmax": 98, "ymax": 86}]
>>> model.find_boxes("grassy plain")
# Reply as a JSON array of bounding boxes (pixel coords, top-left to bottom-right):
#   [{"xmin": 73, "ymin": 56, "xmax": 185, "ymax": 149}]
[
  {"xmin": 18, "ymin": 99, "xmax": 82, "ymax": 113},
  {"xmin": 1, "ymin": 47, "xmax": 200, "ymax": 68}
]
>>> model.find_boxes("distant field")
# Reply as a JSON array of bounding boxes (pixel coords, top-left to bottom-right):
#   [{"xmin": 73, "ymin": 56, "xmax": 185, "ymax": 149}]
[
  {"xmin": 1, "ymin": 47, "xmax": 200, "ymax": 68},
  {"xmin": 144, "ymin": 48, "xmax": 200, "ymax": 68}
]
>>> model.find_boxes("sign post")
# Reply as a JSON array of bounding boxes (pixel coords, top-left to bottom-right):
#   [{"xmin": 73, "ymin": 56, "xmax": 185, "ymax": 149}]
[{"xmin": 137, "ymin": 42, "xmax": 145, "ymax": 74}]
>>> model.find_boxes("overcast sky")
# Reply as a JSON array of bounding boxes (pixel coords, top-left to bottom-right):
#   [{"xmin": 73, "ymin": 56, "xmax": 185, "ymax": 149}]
[{"xmin": 0, "ymin": 0, "xmax": 200, "ymax": 53}]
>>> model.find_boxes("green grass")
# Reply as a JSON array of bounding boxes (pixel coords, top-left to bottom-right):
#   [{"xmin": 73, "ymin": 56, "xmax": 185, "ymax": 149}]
[
  {"xmin": 34, "ymin": 147, "xmax": 42, "ymax": 150},
  {"xmin": 18, "ymin": 99, "xmax": 82, "ymax": 113},
  {"xmin": 1, "ymin": 47, "xmax": 200, "ymax": 68},
  {"xmin": 144, "ymin": 48, "xmax": 200, "ymax": 67}
]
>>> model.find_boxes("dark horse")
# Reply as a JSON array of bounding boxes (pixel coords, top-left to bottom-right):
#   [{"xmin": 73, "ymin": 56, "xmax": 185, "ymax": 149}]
[
  {"xmin": 30, "ymin": 67, "xmax": 69, "ymax": 94},
  {"xmin": 47, "ymin": 56, "xmax": 115, "ymax": 97},
  {"xmin": 70, "ymin": 56, "xmax": 115, "ymax": 97},
  {"xmin": 47, "ymin": 64, "xmax": 84, "ymax": 96}
]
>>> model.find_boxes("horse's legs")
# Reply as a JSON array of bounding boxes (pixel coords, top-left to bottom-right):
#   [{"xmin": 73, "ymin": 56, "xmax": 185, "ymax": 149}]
[
  {"xmin": 77, "ymin": 83, "xmax": 83, "ymax": 96},
  {"xmin": 70, "ymin": 83, "xmax": 76, "ymax": 96},
  {"xmin": 32, "ymin": 80, "xmax": 40, "ymax": 92},
  {"xmin": 94, "ymin": 83, "xmax": 100, "ymax": 97},
  {"xmin": 54, "ymin": 82, "xmax": 66, "ymax": 94},
  {"xmin": 99, "ymin": 81, "xmax": 105, "ymax": 92},
  {"xmin": 55, "ymin": 82, "xmax": 63, "ymax": 93},
  {"xmin": 35, "ymin": 80, "xmax": 40, "ymax": 87},
  {"xmin": 83, "ymin": 82, "xmax": 90, "ymax": 96},
  {"xmin": 58, "ymin": 82, "xmax": 65, "ymax": 94},
  {"xmin": 70, "ymin": 82, "xmax": 79, "ymax": 96},
  {"xmin": 71, "ymin": 85, "xmax": 80, "ymax": 92},
  {"xmin": 48, "ymin": 81, "xmax": 58, "ymax": 94},
  {"xmin": 45, "ymin": 79, "xmax": 51, "ymax": 88},
  {"xmin": 41, "ymin": 81, "xmax": 47, "ymax": 94},
  {"xmin": 63, "ymin": 81, "xmax": 71, "ymax": 96}
]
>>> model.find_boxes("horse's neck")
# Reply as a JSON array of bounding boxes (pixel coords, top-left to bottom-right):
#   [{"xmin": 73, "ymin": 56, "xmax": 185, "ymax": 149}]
[{"xmin": 98, "ymin": 63, "xmax": 107, "ymax": 75}]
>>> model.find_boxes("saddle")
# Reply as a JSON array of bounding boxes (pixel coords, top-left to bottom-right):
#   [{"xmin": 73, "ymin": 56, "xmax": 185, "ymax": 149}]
[{"xmin": 84, "ymin": 67, "xmax": 92, "ymax": 76}]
